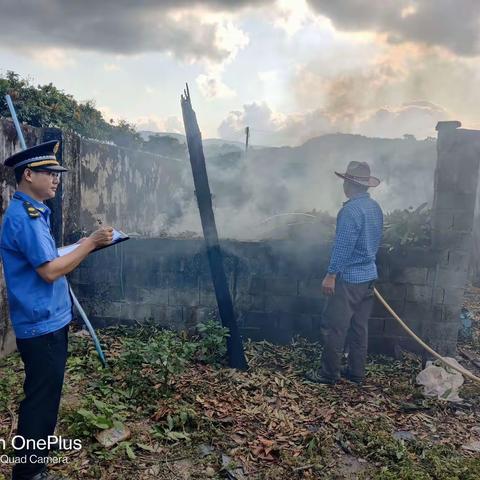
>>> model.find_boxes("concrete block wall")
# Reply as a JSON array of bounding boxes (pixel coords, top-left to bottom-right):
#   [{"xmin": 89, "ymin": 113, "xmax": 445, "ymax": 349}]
[
  {"xmin": 2, "ymin": 119, "xmax": 480, "ymax": 359},
  {"xmin": 429, "ymin": 122, "xmax": 480, "ymax": 355},
  {"xmin": 69, "ymin": 238, "xmax": 442, "ymax": 355}
]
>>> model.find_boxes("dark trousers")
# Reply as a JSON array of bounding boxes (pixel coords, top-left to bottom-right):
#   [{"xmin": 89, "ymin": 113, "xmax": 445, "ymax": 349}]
[
  {"xmin": 12, "ymin": 325, "xmax": 69, "ymax": 480},
  {"xmin": 320, "ymin": 279, "xmax": 374, "ymax": 381}
]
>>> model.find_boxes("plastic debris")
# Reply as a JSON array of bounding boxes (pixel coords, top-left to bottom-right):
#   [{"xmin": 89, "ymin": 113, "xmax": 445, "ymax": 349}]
[
  {"xmin": 462, "ymin": 440, "xmax": 480, "ymax": 453},
  {"xmin": 416, "ymin": 358, "xmax": 464, "ymax": 402},
  {"xmin": 95, "ymin": 423, "xmax": 131, "ymax": 448},
  {"xmin": 459, "ymin": 307, "xmax": 474, "ymax": 340}
]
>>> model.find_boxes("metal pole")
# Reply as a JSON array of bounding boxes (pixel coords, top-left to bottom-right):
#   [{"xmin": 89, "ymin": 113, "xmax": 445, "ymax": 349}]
[{"xmin": 5, "ymin": 95, "xmax": 27, "ymax": 150}]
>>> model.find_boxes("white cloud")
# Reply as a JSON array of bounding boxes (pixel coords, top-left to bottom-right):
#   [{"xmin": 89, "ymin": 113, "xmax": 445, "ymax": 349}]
[
  {"xmin": 196, "ymin": 73, "xmax": 236, "ymax": 99},
  {"xmin": 218, "ymin": 99, "xmax": 448, "ymax": 146},
  {"xmin": 29, "ymin": 48, "xmax": 76, "ymax": 69},
  {"xmin": 357, "ymin": 101, "xmax": 449, "ymax": 139},
  {"xmin": 194, "ymin": 18, "xmax": 248, "ymax": 99},
  {"xmin": 272, "ymin": 0, "xmax": 312, "ymax": 36},
  {"xmin": 135, "ymin": 115, "xmax": 183, "ymax": 133},
  {"xmin": 103, "ymin": 63, "xmax": 121, "ymax": 72}
]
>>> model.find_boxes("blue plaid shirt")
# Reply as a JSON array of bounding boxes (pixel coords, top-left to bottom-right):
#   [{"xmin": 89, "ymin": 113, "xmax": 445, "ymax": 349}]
[{"xmin": 327, "ymin": 193, "xmax": 383, "ymax": 283}]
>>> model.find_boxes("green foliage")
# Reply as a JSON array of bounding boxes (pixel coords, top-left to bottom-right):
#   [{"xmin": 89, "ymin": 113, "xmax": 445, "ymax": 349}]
[
  {"xmin": 0, "ymin": 356, "xmax": 22, "ymax": 413},
  {"xmin": 196, "ymin": 318, "xmax": 229, "ymax": 365},
  {"xmin": 383, "ymin": 203, "xmax": 431, "ymax": 251},
  {"xmin": 142, "ymin": 134, "xmax": 187, "ymax": 158},
  {"xmin": 341, "ymin": 418, "xmax": 480, "ymax": 480},
  {"xmin": 118, "ymin": 329, "xmax": 197, "ymax": 398},
  {"xmin": 67, "ymin": 397, "xmax": 127, "ymax": 437},
  {"xmin": 152, "ymin": 406, "xmax": 197, "ymax": 442},
  {"xmin": 0, "ymin": 71, "xmax": 141, "ymax": 147}
]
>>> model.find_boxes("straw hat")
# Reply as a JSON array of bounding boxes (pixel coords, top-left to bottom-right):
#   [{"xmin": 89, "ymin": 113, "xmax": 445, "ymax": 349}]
[{"xmin": 334, "ymin": 161, "xmax": 380, "ymax": 188}]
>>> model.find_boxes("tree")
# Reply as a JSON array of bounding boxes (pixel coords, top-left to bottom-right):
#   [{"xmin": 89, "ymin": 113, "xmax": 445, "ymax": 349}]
[
  {"xmin": 0, "ymin": 71, "xmax": 141, "ymax": 148},
  {"xmin": 142, "ymin": 134, "xmax": 187, "ymax": 158}
]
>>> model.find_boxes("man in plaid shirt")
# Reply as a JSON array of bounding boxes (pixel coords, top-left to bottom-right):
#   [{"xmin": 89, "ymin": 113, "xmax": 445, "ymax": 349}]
[{"xmin": 307, "ymin": 161, "xmax": 383, "ymax": 385}]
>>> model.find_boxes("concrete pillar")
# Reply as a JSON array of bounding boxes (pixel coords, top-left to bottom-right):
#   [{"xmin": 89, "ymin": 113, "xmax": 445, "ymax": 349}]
[{"xmin": 430, "ymin": 121, "xmax": 480, "ymax": 355}]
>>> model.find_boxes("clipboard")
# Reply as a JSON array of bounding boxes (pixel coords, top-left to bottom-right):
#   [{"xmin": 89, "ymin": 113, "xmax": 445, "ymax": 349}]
[{"xmin": 57, "ymin": 229, "xmax": 129, "ymax": 257}]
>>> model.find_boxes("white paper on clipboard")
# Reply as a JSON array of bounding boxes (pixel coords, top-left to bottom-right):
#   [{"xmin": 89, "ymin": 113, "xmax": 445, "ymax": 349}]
[{"xmin": 57, "ymin": 229, "xmax": 129, "ymax": 257}]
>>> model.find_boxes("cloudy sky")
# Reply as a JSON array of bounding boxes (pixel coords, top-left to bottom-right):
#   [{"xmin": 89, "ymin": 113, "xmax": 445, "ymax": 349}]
[{"xmin": 0, "ymin": 0, "xmax": 479, "ymax": 146}]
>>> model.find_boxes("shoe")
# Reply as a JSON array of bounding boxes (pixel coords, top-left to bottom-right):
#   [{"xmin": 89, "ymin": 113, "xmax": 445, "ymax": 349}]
[
  {"xmin": 341, "ymin": 369, "xmax": 363, "ymax": 385},
  {"xmin": 30, "ymin": 470, "xmax": 69, "ymax": 480},
  {"xmin": 304, "ymin": 370, "xmax": 337, "ymax": 385}
]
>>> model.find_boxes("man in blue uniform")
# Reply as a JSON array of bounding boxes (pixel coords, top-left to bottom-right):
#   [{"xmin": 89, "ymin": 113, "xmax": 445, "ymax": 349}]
[
  {"xmin": 1, "ymin": 140, "xmax": 113, "ymax": 480},
  {"xmin": 307, "ymin": 161, "xmax": 383, "ymax": 386}
]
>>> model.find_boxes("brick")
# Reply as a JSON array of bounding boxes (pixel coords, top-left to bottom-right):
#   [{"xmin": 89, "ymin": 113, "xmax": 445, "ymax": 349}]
[
  {"xmin": 437, "ymin": 249, "xmax": 471, "ymax": 271},
  {"xmin": 251, "ymin": 295, "xmax": 266, "ymax": 311},
  {"xmin": 182, "ymin": 306, "xmax": 211, "ymax": 330},
  {"xmin": 426, "ymin": 268, "xmax": 437, "ymax": 285},
  {"xmin": 131, "ymin": 303, "xmax": 155, "ymax": 322},
  {"xmin": 141, "ymin": 305, "xmax": 183, "ymax": 327},
  {"xmin": 298, "ymin": 278, "xmax": 324, "ymax": 297},
  {"xmin": 448, "ymin": 250, "xmax": 471, "ymax": 269},
  {"xmin": 265, "ymin": 295, "xmax": 324, "ymax": 314},
  {"xmin": 90, "ymin": 316, "xmax": 133, "ymax": 329},
  {"xmin": 233, "ymin": 293, "xmax": 264, "ymax": 311},
  {"xmin": 453, "ymin": 211, "xmax": 474, "ymax": 232},
  {"xmin": 136, "ymin": 287, "xmax": 168, "ymax": 305},
  {"xmin": 117, "ymin": 302, "xmax": 135, "ymax": 320},
  {"xmin": 390, "ymin": 267, "xmax": 428, "ymax": 284},
  {"xmin": 164, "ymin": 306, "xmax": 184, "ymax": 329},
  {"xmin": 431, "ymin": 231, "xmax": 472, "ymax": 251},
  {"xmin": 368, "ymin": 317, "xmax": 385, "ymax": 335},
  {"xmin": 383, "ymin": 302, "xmax": 429, "ymax": 337},
  {"xmin": 433, "ymin": 288, "xmax": 444, "ymax": 304},
  {"xmin": 406, "ymin": 285, "xmax": 433, "ymax": 303},
  {"xmin": 243, "ymin": 311, "xmax": 269, "ymax": 328},
  {"xmin": 441, "ymin": 304, "xmax": 462, "ymax": 323},
  {"xmin": 100, "ymin": 301, "xmax": 123, "ymax": 318},
  {"xmin": 394, "ymin": 337, "xmax": 425, "ymax": 355},
  {"xmin": 435, "ymin": 192, "xmax": 476, "ymax": 212},
  {"xmin": 376, "ymin": 262, "xmax": 390, "ymax": 280},
  {"xmin": 375, "ymin": 283, "xmax": 407, "ymax": 301},
  {"xmin": 443, "ymin": 287, "xmax": 465, "ymax": 306},
  {"xmin": 102, "ymin": 284, "xmax": 128, "ymax": 302},
  {"xmin": 372, "ymin": 299, "xmax": 405, "ymax": 318},
  {"xmin": 199, "ymin": 283, "xmax": 217, "ymax": 307},
  {"xmin": 293, "ymin": 314, "xmax": 314, "ymax": 337},
  {"xmin": 168, "ymin": 287, "xmax": 200, "ymax": 307},
  {"xmin": 269, "ymin": 312, "xmax": 295, "ymax": 344},
  {"xmin": 248, "ymin": 276, "xmax": 266, "ymax": 295},
  {"xmin": 264, "ymin": 277, "xmax": 298, "ymax": 295},
  {"xmin": 432, "ymin": 209, "xmax": 454, "ymax": 231},
  {"xmin": 239, "ymin": 326, "xmax": 263, "ymax": 341},
  {"xmin": 368, "ymin": 336, "xmax": 396, "ymax": 355},
  {"xmin": 434, "ymin": 267, "xmax": 468, "ymax": 287}
]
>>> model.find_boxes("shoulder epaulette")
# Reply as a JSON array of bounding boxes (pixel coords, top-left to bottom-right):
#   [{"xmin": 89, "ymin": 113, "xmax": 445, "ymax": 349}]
[{"xmin": 22, "ymin": 201, "xmax": 41, "ymax": 219}]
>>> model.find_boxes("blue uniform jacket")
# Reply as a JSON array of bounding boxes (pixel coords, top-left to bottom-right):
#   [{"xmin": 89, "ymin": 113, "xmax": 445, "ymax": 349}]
[{"xmin": 0, "ymin": 191, "xmax": 72, "ymax": 339}]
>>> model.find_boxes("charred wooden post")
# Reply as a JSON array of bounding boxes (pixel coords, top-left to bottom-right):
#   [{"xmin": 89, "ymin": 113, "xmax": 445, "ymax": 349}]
[{"xmin": 180, "ymin": 84, "xmax": 248, "ymax": 370}]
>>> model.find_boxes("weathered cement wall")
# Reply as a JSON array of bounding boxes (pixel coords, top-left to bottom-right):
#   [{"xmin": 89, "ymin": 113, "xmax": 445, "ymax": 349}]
[
  {"xmin": 2, "ymin": 119, "xmax": 480, "ymax": 358},
  {"xmin": 68, "ymin": 238, "xmax": 439, "ymax": 355},
  {"xmin": 61, "ymin": 134, "xmax": 186, "ymax": 242},
  {"xmin": 67, "ymin": 121, "xmax": 480, "ymax": 356},
  {"xmin": 0, "ymin": 122, "xmax": 187, "ymax": 357}
]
